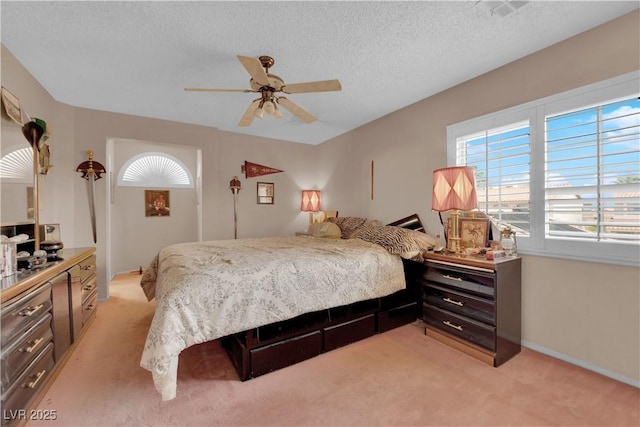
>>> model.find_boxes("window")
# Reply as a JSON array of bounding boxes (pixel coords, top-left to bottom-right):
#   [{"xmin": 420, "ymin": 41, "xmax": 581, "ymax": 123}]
[
  {"xmin": 117, "ymin": 152, "xmax": 193, "ymax": 188},
  {"xmin": 456, "ymin": 121, "xmax": 531, "ymax": 235},
  {"xmin": 448, "ymin": 72, "xmax": 639, "ymax": 266},
  {"xmin": 545, "ymin": 97, "xmax": 639, "ymax": 244},
  {"xmin": 0, "ymin": 147, "xmax": 33, "ymax": 183}
]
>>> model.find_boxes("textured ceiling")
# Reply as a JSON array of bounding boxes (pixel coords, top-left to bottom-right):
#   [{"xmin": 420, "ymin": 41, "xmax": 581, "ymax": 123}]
[{"xmin": 1, "ymin": 1, "xmax": 637, "ymax": 145}]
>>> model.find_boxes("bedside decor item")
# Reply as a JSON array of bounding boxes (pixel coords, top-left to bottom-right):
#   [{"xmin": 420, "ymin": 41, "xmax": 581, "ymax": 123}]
[
  {"xmin": 76, "ymin": 151, "xmax": 106, "ymax": 243},
  {"xmin": 459, "ymin": 217, "xmax": 489, "ymax": 249},
  {"xmin": 301, "ymin": 190, "xmax": 321, "ymax": 225},
  {"xmin": 432, "ymin": 166, "xmax": 478, "ymax": 253},
  {"xmin": 229, "ymin": 176, "xmax": 241, "ymax": 239},
  {"xmin": 500, "ymin": 226, "xmax": 517, "ymax": 256},
  {"xmin": 242, "ymin": 160, "xmax": 284, "ymax": 178},
  {"xmin": 145, "ymin": 190, "xmax": 170, "ymax": 217},
  {"xmin": 257, "ymin": 182, "xmax": 274, "ymax": 204}
]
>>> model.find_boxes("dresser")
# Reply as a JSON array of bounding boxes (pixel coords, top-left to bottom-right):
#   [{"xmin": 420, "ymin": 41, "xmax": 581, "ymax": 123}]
[
  {"xmin": 420, "ymin": 252, "xmax": 521, "ymax": 366},
  {"xmin": 1, "ymin": 248, "xmax": 96, "ymax": 427}
]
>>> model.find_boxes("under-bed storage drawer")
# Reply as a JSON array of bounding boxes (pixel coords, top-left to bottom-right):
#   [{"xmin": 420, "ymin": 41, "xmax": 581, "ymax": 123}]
[
  {"xmin": 250, "ymin": 330, "xmax": 322, "ymax": 378},
  {"xmin": 378, "ymin": 302, "xmax": 418, "ymax": 333},
  {"xmin": 324, "ymin": 314, "xmax": 375, "ymax": 351}
]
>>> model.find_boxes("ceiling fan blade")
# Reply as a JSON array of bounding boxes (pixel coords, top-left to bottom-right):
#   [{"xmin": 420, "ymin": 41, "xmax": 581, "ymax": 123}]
[
  {"xmin": 184, "ymin": 88, "xmax": 254, "ymax": 93},
  {"xmin": 237, "ymin": 55, "xmax": 270, "ymax": 87},
  {"xmin": 277, "ymin": 97, "xmax": 316, "ymax": 124},
  {"xmin": 238, "ymin": 99, "xmax": 261, "ymax": 127},
  {"xmin": 282, "ymin": 79, "xmax": 342, "ymax": 94}
]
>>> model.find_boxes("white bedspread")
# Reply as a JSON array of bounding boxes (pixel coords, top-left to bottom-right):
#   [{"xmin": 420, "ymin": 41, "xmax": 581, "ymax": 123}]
[{"xmin": 139, "ymin": 236, "xmax": 405, "ymax": 400}]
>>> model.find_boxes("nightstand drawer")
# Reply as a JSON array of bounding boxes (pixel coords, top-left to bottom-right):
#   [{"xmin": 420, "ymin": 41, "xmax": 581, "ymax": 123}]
[
  {"xmin": 423, "ymin": 284, "xmax": 495, "ymax": 325},
  {"xmin": 424, "ymin": 262, "xmax": 495, "ymax": 298},
  {"xmin": 423, "ymin": 304, "xmax": 496, "ymax": 352}
]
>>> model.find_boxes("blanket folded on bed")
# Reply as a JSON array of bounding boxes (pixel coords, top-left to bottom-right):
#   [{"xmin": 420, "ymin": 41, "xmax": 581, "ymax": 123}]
[{"xmin": 139, "ymin": 236, "xmax": 405, "ymax": 400}]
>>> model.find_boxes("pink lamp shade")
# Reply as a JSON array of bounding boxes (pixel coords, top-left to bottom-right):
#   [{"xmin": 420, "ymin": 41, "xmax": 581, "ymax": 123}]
[
  {"xmin": 301, "ymin": 190, "xmax": 322, "ymax": 212},
  {"xmin": 432, "ymin": 166, "xmax": 478, "ymax": 212}
]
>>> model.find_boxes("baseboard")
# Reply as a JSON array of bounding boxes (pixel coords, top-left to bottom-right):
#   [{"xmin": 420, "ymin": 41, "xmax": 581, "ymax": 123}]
[{"xmin": 522, "ymin": 340, "xmax": 639, "ymax": 388}]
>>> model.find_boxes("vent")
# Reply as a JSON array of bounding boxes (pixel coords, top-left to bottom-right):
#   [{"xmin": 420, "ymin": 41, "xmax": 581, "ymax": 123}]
[{"xmin": 477, "ymin": 0, "xmax": 529, "ymax": 17}]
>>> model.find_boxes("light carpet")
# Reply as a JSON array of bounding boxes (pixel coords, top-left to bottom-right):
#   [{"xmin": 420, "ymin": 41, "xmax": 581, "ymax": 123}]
[{"xmin": 26, "ymin": 273, "xmax": 639, "ymax": 427}]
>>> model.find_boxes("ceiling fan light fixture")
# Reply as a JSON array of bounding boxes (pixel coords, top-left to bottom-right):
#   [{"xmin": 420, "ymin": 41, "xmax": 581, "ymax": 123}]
[
  {"xmin": 263, "ymin": 100, "xmax": 276, "ymax": 115},
  {"xmin": 272, "ymin": 107, "xmax": 283, "ymax": 119},
  {"xmin": 253, "ymin": 102, "xmax": 265, "ymax": 119}
]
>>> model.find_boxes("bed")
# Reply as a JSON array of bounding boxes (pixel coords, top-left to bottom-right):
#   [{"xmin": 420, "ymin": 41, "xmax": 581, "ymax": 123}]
[{"xmin": 140, "ymin": 214, "xmax": 434, "ymax": 401}]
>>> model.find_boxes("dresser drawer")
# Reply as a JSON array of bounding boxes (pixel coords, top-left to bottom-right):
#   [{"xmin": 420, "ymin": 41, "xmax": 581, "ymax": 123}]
[
  {"xmin": 1, "ymin": 283, "xmax": 52, "ymax": 347},
  {"xmin": 424, "ymin": 262, "xmax": 495, "ymax": 298},
  {"xmin": 82, "ymin": 290, "xmax": 98, "ymax": 325},
  {"xmin": 423, "ymin": 284, "xmax": 495, "ymax": 325},
  {"xmin": 77, "ymin": 255, "xmax": 96, "ymax": 283},
  {"xmin": 423, "ymin": 304, "xmax": 496, "ymax": 352},
  {"xmin": 80, "ymin": 275, "xmax": 97, "ymax": 304},
  {"xmin": 1, "ymin": 342, "xmax": 54, "ymax": 426},
  {"xmin": 1, "ymin": 313, "xmax": 53, "ymax": 393}
]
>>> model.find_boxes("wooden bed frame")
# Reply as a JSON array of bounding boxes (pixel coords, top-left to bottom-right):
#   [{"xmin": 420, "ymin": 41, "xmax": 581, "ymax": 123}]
[{"xmin": 221, "ymin": 214, "xmax": 427, "ymax": 381}]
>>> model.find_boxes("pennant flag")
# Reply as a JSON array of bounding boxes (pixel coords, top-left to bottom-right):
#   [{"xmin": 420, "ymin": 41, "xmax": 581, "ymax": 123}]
[{"xmin": 242, "ymin": 161, "xmax": 284, "ymax": 178}]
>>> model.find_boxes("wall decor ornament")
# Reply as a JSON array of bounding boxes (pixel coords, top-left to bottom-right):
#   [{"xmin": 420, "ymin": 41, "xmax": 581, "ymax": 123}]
[
  {"xmin": 145, "ymin": 190, "xmax": 170, "ymax": 217},
  {"xmin": 257, "ymin": 182, "xmax": 274, "ymax": 204},
  {"xmin": 242, "ymin": 161, "xmax": 283, "ymax": 178},
  {"xmin": 76, "ymin": 151, "xmax": 106, "ymax": 243},
  {"xmin": 1, "ymin": 86, "xmax": 23, "ymax": 125}
]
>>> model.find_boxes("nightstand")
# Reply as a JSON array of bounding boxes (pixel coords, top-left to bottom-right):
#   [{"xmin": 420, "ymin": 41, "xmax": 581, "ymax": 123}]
[{"xmin": 420, "ymin": 252, "xmax": 521, "ymax": 366}]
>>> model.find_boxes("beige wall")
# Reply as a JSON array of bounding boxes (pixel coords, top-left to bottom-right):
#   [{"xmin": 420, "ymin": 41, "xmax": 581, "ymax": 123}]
[
  {"xmin": 318, "ymin": 10, "xmax": 640, "ymax": 385},
  {"xmin": 2, "ymin": 10, "xmax": 638, "ymax": 386}
]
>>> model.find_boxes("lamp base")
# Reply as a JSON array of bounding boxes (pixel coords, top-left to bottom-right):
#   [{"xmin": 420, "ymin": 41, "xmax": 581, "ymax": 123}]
[{"xmin": 446, "ymin": 210, "xmax": 463, "ymax": 254}]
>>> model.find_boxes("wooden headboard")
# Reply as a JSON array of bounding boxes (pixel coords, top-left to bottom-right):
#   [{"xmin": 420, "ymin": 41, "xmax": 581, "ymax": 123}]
[{"xmin": 386, "ymin": 213, "xmax": 426, "ymax": 233}]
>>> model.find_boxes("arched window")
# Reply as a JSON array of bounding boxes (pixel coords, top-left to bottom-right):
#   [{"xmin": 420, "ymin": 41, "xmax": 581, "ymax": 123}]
[
  {"xmin": 0, "ymin": 147, "xmax": 33, "ymax": 183},
  {"xmin": 117, "ymin": 152, "xmax": 193, "ymax": 188}
]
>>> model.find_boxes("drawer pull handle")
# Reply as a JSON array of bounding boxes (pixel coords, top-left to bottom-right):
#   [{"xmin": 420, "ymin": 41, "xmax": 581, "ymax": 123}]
[
  {"xmin": 23, "ymin": 370, "xmax": 46, "ymax": 389},
  {"xmin": 443, "ymin": 320, "xmax": 463, "ymax": 331},
  {"xmin": 82, "ymin": 284, "xmax": 95, "ymax": 291},
  {"xmin": 443, "ymin": 274, "xmax": 463, "ymax": 282},
  {"xmin": 86, "ymin": 304, "xmax": 95, "ymax": 311},
  {"xmin": 18, "ymin": 304, "xmax": 44, "ymax": 317},
  {"xmin": 20, "ymin": 337, "xmax": 44, "ymax": 353},
  {"xmin": 81, "ymin": 265, "xmax": 94, "ymax": 271},
  {"xmin": 443, "ymin": 297, "xmax": 464, "ymax": 307}
]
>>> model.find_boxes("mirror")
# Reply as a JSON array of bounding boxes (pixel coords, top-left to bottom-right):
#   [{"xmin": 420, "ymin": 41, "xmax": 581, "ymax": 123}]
[{"xmin": 0, "ymin": 118, "xmax": 35, "ymax": 223}]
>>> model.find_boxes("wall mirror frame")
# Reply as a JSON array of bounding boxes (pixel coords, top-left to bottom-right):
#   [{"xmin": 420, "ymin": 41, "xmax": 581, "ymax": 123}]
[{"xmin": 1, "ymin": 87, "xmax": 41, "ymax": 250}]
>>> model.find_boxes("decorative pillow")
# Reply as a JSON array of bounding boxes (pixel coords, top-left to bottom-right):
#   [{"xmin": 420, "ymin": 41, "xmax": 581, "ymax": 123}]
[
  {"xmin": 351, "ymin": 225, "xmax": 437, "ymax": 258},
  {"xmin": 326, "ymin": 216, "xmax": 372, "ymax": 239},
  {"xmin": 308, "ymin": 222, "xmax": 341, "ymax": 239}
]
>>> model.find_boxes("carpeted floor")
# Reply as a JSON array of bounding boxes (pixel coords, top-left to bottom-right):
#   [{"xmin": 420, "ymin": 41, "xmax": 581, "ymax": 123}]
[{"xmin": 26, "ymin": 273, "xmax": 639, "ymax": 427}]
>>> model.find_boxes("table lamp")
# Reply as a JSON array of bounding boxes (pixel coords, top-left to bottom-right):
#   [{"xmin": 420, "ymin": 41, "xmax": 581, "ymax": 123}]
[
  {"xmin": 301, "ymin": 190, "xmax": 321, "ymax": 225},
  {"xmin": 432, "ymin": 166, "xmax": 478, "ymax": 253}
]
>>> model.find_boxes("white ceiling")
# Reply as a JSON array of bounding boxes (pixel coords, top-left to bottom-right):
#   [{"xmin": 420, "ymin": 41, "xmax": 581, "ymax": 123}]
[{"xmin": 1, "ymin": 1, "xmax": 637, "ymax": 145}]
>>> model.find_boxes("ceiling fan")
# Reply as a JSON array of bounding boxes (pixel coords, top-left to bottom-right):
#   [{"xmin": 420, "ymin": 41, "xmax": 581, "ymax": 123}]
[{"xmin": 185, "ymin": 55, "xmax": 342, "ymax": 127}]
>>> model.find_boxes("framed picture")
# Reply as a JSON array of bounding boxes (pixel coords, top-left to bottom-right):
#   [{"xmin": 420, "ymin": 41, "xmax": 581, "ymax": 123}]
[
  {"xmin": 459, "ymin": 217, "xmax": 490, "ymax": 249},
  {"xmin": 145, "ymin": 190, "xmax": 170, "ymax": 217},
  {"xmin": 40, "ymin": 223, "xmax": 61, "ymax": 242},
  {"xmin": 1, "ymin": 87, "xmax": 23, "ymax": 126},
  {"xmin": 257, "ymin": 182, "xmax": 274, "ymax": 204}
]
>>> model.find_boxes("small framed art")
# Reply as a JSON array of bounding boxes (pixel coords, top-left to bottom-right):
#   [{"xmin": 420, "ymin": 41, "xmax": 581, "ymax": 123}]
[
  {"xmin": 145, "ymin": 190, "xmax": 170, "ymax": 217},
  {"xmin": 459, "ymin": 217, "xmax": 489, "ymax": 249},
  {"xmin": 257, "ymin": 182, "xmax": 274, "ymax": 204}
]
